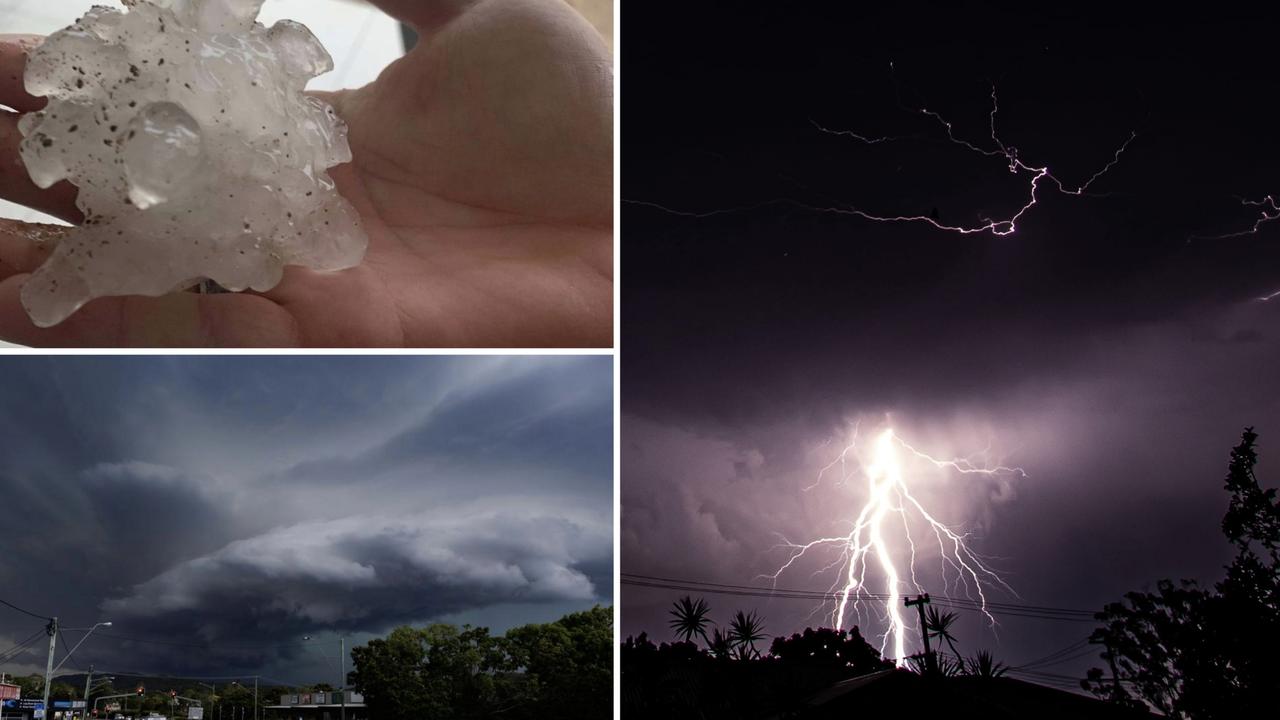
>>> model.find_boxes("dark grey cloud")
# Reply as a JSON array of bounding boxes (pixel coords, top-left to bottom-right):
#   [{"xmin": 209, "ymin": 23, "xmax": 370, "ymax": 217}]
[
  {"xmin": 0, "ymin": 356, "xmax": 612, "ymax": 682},
  {"xmin": 101, "ymin": 506, "xmax": 608, "ymax": 646},
  {"xmin": 622, "ymin": 308, "xmax": 1280, "ymax": 676}
]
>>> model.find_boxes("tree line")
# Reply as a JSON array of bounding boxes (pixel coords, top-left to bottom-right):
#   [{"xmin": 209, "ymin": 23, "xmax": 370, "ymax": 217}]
[{"xmin": 347, "ymin": 605, "xmax": 611, "ymax": 720}]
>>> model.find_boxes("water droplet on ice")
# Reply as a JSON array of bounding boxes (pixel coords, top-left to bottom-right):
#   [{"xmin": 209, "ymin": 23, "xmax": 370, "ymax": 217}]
[{"xmin": 123, "ymin": 102, "xmax": 204, "ymax": 210}]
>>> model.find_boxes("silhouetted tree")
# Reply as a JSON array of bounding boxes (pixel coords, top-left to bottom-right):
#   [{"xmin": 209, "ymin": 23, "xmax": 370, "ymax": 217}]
[
  {"xmin": 727, "ymin": 610, "xmax": 766, "ymax": 660},
  {"xmin": 768, "ymin": 626, "xmax": 892, "ymax": 675},
  {"xmin": 967, "ymin": 650, "xmax": 1008, "ymax": 678},
  {"xmin": 622, "ymin": 623, "xmax": 891, "ymax": 720},
  {"xmin": 1085, "ymin": 427, "xmax": 1280, "ymax": 719},
  {"xmin": 925, "ymin": 607, "xmax": 964, "ymax": 673},
  {"xmin": 668, "ymin": 596, "xmax": 713, "ymax": 646},
  {"xmin": 708, "ymin": 627, "xmax": 734, "ymax": 660}
]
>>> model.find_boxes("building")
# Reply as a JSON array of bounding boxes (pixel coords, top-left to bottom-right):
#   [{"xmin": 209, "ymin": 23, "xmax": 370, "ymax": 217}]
[{"xmin": 263, "ymin": 693, "xmax": 366, "ymax": 720}]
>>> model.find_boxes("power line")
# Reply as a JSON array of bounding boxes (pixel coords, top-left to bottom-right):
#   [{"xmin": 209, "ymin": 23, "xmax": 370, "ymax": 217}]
[
  {"xmin": 1022, "ymin": 645, "xmax": 1104, "ymax": 672},
  {"xmin": 0, "ymin": 627, "xmax": 47, "ymax": 664},
  {"xmin": 621, "ymin": 573, "xmax": 1098, "ymax": 622},
  {"xmin": 1011, "ymin": 638, "xmax": 1091, "ymax": 670},
  {"xmin": 56, "ymin": 629, "xmax": 88, "ymax": 674},
  {"xmin": 622, "ymin": 573, "xmax": 1097, "ymax": 615},
  {"xmin": 65, "ymin": 629, "xmax": 331, "ymax": 653},
  {"xmin": 1015, "ymin": 642, "xmax": 1101, "ymax": 672},
  {"xmin": 0, "ymin": 597, "xmax": 53, "ymax": 621},
  {"xmin": 80, "ymin": 669, "xmax": 299, "ymax": 688}
]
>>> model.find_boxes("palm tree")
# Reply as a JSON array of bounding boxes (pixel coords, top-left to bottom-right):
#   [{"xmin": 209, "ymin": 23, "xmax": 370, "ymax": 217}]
[
  {"xmin": 925, "ymin": 607, "xmax": 965, "ymax": 674},
  {"xmin": 967, "ymin": 650, "xmax": 1009, "ymax": 678},
  {"xmin": 709, "ymin": 627, "xmax": 734, "ymax": 660},
  {"xmin": 727, "ymin": 610, "xmax": 767, "ymax": 660},
  {"xmin": 669, "ymin": 595, "xmax": 713, "ymax": 645}
]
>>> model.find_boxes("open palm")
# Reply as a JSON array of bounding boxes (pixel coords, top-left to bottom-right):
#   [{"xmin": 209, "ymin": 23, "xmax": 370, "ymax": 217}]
[{"xmin": 0, "ymin": 0, "xmax": 612, "ymax": 347}]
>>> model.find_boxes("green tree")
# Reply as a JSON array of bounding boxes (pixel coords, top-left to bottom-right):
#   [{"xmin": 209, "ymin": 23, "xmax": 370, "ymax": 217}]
[
  {"xmin": 48, "ymin": 682, "xmax": 77, "ymax": 701},
  {"xmin": 1085, "ymin": 427, "xmax": 1280, "ymax": 718},
  {"xmin": 12, "ymin": 675, "xmax": 43, "ymax": 698},
  {"xmin": 220, "ymin": 682, "xmax": 255, "ymax": 720},
  {"xmin": 348, "ymin": 623, "xmax": 514, "ymax": 720},
  {"xmin": 348, "ymin": 609, "xmax": 613, "ymax": 720},
  {"xmin": 505, "ymin": 605, "xmax": 612, "ymax": 720}
]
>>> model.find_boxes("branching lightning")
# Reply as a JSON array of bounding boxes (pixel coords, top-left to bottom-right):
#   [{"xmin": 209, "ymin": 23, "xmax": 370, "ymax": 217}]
[
  {"xmin": 1191, "ymin": 195, "xmax": 1280, "ymax": 301},
  {"xmin": 766, "ymin": 426, "xmax": 1025, "ymax": 666},
  {"xmin": 628, "ymin": 79, "xmax": 1136, "ymax": 237}
]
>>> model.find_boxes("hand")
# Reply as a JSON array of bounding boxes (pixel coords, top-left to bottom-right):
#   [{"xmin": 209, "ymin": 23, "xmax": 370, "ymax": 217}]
[{"xmin": 0, "ymin": 0, "xmax": 613, "ymax": 347}]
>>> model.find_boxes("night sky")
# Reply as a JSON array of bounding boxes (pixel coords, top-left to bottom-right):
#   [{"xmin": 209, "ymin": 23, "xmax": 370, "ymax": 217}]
[
  {"xmin": 0, "ymin": 356, "xmax": 613, "ymax": 684},
  {"xmin": 621, "ymin": 3, "xmax": 1280, "ymax": 685}
]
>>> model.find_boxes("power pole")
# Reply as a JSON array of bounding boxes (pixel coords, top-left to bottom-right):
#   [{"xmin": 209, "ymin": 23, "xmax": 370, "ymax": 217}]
[
  {"xmin": 904, "ymin": 594, "xmax": 937, "ymax": 675},
  {"xmin": 252, "ymin": 678, "xmax": 256, "ymax": 720},
  {"xmin": 338, "ymin": 637, "xmax": 345, "ymax": 720},
  {"xmin": 41, "ymin": 617, "xmax": 58, "ymax": 720},
  {"xmin": 82, "ymin": 666, "xmax": 94, "ymax": 720}
]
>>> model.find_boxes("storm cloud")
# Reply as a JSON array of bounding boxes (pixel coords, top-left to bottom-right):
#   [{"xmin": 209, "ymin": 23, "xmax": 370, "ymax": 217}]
[
  {"xmin": 621, "ymin": 2, "xmax": 1280, "ymax": 685},
  {"xmin": 0, "ymin": 356, "xmax": 612, "ymax": 682}
]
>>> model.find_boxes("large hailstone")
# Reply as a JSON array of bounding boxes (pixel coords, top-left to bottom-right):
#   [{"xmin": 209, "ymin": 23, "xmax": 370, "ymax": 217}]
[{"xmin": 17, "ymin": 0, "xmax": 367, "ymax": 327}]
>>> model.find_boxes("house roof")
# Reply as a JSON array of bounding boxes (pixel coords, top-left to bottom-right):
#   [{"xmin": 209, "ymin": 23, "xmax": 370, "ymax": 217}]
[{"xmin": 800, "ymin": 669, "xmax": 1152, "ymax": 720}]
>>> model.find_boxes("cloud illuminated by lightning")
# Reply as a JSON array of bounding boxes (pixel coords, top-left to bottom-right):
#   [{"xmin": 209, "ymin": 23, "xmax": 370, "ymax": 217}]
[
  {"xmin": 765, "ymin": 425, "xmax": 1025, "ymax": 666},
  {"xmin": 628, "ymin": 81, "xmax": 1136, "ymax": 237}
]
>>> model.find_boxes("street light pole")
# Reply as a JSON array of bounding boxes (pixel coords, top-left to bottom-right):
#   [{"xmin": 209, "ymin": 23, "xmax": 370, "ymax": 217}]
[{"xmin": 42, "ymin": 621, "xmax": 112, "ymax": 720}]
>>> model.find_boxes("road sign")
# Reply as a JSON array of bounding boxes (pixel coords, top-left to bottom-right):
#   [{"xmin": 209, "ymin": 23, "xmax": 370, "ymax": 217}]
[{"xmin": 188, "ymin": 709, "xmax": 203, "ymax": 720}]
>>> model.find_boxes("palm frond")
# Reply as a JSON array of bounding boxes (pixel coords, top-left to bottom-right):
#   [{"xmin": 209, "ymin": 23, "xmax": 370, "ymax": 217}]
[{"xmin": 668, "ymin": 595, "xmax": 713, "ymax": 645}]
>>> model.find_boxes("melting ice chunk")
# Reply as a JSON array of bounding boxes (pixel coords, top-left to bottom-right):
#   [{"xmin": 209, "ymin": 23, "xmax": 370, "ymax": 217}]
[
  {"xmin": 123, "ymin": 102, "xmax": 204, "ymax": 210},
  {"xmin": 17, "ymin": 0, "xmax": 368, "ymax": 328}
]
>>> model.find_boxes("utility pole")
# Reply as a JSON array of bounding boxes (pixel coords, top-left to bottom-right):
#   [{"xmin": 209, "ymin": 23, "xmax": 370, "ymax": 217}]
[
  {"xmin": 904, "ymin": 594, "xmax": 937, "ymax": 676},
  {"xmin": 82, "ymin": 666, "xmax": 94, "ymax": 720},
  {"xmin": 252, "ymin": 678, "xmax": 257, "ymax": 720},
  {"xmin": 338, "ymin": 637, "xmax": 345, "ymax": 720},
  {"xmin": 41, "ymin": 617, "xmax": 58, "ymax": 720}
]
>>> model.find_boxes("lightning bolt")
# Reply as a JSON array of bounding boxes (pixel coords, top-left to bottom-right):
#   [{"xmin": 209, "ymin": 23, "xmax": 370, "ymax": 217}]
[
  {"xmin": 766, "ymin": 426, "xmax": 1025, "ymax": 666},
  {"xmin": 1190, "ymin": 195, "xmax": 1280, "ymax": 302},
  {"xmin": 628, "ymin": 81, "xmax": 1137, "ymax": 237}
]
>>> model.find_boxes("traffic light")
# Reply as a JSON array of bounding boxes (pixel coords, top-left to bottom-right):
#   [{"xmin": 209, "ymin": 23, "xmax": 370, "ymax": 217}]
[
  {"xmin": 136, "ymin": 687, "xmax": 144, "ymax": 697},
  {"xmin": 169, "ymin": 691, "xmax": 176, "ymax": 699}
]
